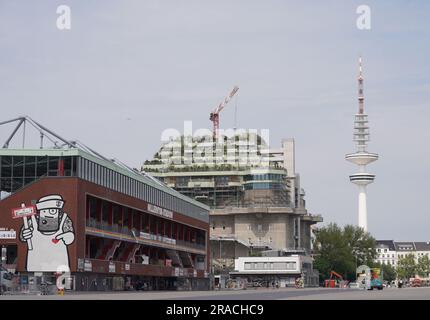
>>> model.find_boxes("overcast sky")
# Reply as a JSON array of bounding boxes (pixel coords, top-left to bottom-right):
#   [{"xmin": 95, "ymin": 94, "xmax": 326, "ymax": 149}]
[{"xmin": 1, "ymin": 1, "xmax": 429, "ymax": 241}]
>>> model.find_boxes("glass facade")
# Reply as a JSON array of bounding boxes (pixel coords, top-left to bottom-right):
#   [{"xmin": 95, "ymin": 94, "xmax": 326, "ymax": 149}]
[
  {"xmin": 244, "ymin": 182, "xmax": 286, "ymax": 190},
  {"xmin": 0, "ymin": 155, "xmax": 77, "ymax": 194},
  {"xmin": 244, "ymin": 173, "xmax": 286, "ymax": 182},
  {"xmin": 0, "ymin": 154, "xmax": 207, "ymax": 221}
]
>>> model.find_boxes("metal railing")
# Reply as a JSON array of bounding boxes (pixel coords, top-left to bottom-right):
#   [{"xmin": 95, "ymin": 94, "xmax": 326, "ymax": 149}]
[
  {"xmin": 214, "ymin": 203, "xmax": 292, "ymax": 209},
  {"xmin": 86, "ymin": 219, "xmax": 206, "ymax": 251}
]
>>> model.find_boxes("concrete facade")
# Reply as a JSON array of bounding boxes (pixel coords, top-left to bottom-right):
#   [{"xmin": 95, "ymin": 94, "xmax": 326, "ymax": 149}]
[{"xmin": 143, "ymin": 135, "xmax": 323, "ymax": 275}]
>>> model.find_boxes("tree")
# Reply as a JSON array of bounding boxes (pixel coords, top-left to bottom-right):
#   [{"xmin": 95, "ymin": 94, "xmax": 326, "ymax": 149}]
[
  {"xmin": 313, "ymin": 223, "xmax": 377, "ymax": 282},
  {"xmin": 417, "ymin": 255, "xmax": 430, "ymax": 278},
  {"xmin": 343, "ymin": 225, "xmax": 377, "ymax": 267},
  {"xmin": 396, "ymin": 254, "xmax": 416, "ymax": 280}
]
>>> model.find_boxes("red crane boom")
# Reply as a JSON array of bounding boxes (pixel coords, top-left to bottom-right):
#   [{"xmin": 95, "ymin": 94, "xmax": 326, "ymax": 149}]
[{"xmin": 210, "ymin": 86, "xmax": 239, "ymax": 138}]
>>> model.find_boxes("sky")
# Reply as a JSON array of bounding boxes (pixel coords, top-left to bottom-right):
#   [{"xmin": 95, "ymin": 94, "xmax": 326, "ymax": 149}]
[{"xmin": 0, "ymin": 1, "xmax": 429, "ymax": 241}]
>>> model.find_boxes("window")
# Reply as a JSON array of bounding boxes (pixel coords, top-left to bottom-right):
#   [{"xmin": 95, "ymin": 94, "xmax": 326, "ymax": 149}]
[
  {"xmin": 88, "ymin": 197, "xmax": 97, "ymax": 220},
  {"xmin": 12, "ymin": 156, "xmax": 24, "ymax": 177},
  {"xmin": 101, "ymin": 201, "xmax": 110, "ymax": 223},
  {"xmin": 37, "ymin": 156, "xmax": 48, "ymax": 177},
  {"xmin": 24, "ymin": 156, "xmax": 36, "ymax": 177},
  {"xmin": 273, "ymin": 262, "xmax": 289, "ymax": 270}
]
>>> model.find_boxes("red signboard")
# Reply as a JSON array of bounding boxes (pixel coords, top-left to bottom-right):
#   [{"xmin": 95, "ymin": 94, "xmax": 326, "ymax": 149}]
[{"xmin": 12, "ymin": 205, "xmax": 36, "ymax": 219}]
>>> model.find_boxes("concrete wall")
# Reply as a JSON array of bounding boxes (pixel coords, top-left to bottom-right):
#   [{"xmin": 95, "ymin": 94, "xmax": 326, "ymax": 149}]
[
  {"xmin": 210, "ymin": 212, "xmax": 307, "ymax": 252},
  {"xmin": 286, "ymin": 215, "xmax": 296, "ymax": 249},
  {"xmin": 300, "ymin": 220, "xmax": 312, "ymax": 251},
  {"xmin": 210, "ymin": 215, "xmax": 235, "ymax": 236},
  {"xmin": 243, "ymin": 189, "xmax": 286, "ymax": 206},
  {"xmin": 233, "ymin": 213, "xmax": 293, "ymax": 250}
]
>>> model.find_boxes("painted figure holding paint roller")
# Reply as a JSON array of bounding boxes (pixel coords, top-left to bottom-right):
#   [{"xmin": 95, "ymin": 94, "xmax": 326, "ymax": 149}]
[{"xmin": 18, "ymin": 195, "xmax": 75, "ymax": 272}]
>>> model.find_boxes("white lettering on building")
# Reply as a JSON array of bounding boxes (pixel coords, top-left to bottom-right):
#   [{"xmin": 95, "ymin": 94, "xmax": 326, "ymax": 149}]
[{"xmin": 147, "ymin": 204, "xmax": 173, "ymax": 219}]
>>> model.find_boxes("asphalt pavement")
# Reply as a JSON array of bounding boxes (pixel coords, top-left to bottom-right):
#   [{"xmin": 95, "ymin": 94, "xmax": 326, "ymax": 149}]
[{"xmin": 1, "ymin": 286, "xmax": 430, "ymax": 300}]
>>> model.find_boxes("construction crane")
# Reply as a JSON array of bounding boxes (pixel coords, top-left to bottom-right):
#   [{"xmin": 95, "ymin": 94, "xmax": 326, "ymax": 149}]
[
  {"xmin": 209, "ymin": 86, "xmax": 239, "ymax": 138},
  {"xmin": 325, "ymin": 271, "xmax": 344, "ymax": 288}
]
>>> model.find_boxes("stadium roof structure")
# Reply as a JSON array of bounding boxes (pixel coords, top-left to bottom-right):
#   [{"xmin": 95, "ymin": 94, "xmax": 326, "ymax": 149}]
[{"xmin": 0, "ymin": 116, "xmax": 209, "ymax": 211}]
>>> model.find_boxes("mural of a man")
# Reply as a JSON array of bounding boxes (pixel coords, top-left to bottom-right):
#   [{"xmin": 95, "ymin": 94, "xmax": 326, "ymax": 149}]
[{"xmin": 19, "ymin": 195, "xmax": 75, "ymax": 272}]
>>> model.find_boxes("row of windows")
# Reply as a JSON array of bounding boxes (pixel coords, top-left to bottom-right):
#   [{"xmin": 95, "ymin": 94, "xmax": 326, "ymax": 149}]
[
  {"xmin": 397, "ymin": 253, "xmax": 430, "ymax": 258},
  {"xmin": 77, "ymin": 157, "xmax": 206, "ymax": 219},
  {"xmin": 0, "ymin": 156, "xmax": 77, "ymax": 193},
  {"xmin": 212, "ymin": 223, "xmax": 275, "ymax": 232},
  {"xmin": 376, "ymin": 260, "xmax": 396, "ymax": 265},
  {"xmin": 1, "ymin": 156, "xmax": 77, "ymax": 178},
  {"xmin": 243, "ymin": 182, "xmax": 286, "ymax": 190},
  {"xmin": 379, "ymin": 253, "xmax": 430, "ymax": 258},
  {"xmin": 244, "ymin": 174, "xmax": 286, "ymax": 182},
  {"xmin": 0, "ymin": 155, "xmax": 207, "ymax": 221},
  {"xmin": 87, "ymin": 196, "xmax": 207, "ymax": 245},
  {"xmin": 244, "ymin": 261, "xmax": 296, "ymax": 271}
]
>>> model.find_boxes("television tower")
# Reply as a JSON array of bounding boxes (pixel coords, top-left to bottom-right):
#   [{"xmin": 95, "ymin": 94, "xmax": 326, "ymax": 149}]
[{"xmin": 345, "ymin": 57, "xmax": 379, "ymax": 232}]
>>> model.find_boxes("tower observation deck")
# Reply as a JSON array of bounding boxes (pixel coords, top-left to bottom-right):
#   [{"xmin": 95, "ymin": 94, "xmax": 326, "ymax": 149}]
[{"xmin": 345, "ymin": 57, "xmax": 379, "ymax": 232}]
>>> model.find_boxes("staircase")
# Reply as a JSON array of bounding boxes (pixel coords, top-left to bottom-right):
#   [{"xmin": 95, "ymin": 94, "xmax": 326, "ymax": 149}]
[
  {"xmin": 96, "ymin": 239, "xmax": 114, "ymax": 260},
  {"xmin": 122, "ymin": 244, "xmax": 141, "ymax": 263},
  {"xmin": 179, "ymin": 252, "xmax": 194, "ymax": 268},
  {"xmin": 166, "ymin": 249, "xmax": 183, "ymax": 267},
  {"xmin": 106, "ymin": 240, "xmax": 121, "ymax": 261},
  {"xmin": 119, "ymin": 243, "xmax": 141, "ymax": 263}
]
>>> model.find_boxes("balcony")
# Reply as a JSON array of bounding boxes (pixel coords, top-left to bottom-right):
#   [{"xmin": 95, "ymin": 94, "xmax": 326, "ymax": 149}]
[
  {"xmin": 85, "ymin": 218, "xmax": 206, "ymax": 254},
  {"xmin": 80, "ymin": 258, "xmax": 208, "ymax": 279}
]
